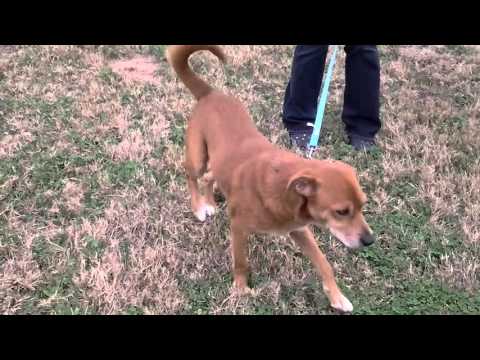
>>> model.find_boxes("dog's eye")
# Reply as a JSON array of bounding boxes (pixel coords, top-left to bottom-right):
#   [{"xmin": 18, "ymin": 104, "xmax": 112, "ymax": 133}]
[{"xmin": 336, "ymin": 209, "xmax": 350, "ymax": 216}]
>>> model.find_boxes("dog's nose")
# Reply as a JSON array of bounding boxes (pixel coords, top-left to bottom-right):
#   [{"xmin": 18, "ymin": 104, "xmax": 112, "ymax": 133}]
[{"xmin": 360, "ymin": 232, "xmax": 375, "ymax": 247}]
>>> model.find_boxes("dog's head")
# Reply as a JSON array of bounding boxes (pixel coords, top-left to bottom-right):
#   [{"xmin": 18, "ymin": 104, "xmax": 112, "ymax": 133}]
[{"xmin": 287, "ymin": 160, "xmax": 374, "ymax": 249}]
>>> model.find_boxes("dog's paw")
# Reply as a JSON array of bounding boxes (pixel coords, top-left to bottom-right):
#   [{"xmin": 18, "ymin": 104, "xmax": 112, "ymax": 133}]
[
  {"xmin": 330, "ymin": 293, "xmax": 353, "ymax": 313},
  {"xmin": 194, "ymin": 207, "xmax": 207, "ymax": 222},
  {"xmin": 232, "ymin": 284, "xmax": 253, "ymax": 296},
  {"xmin": 194, "ymin": 203, "xmax": 216, "ymax": 222},
  {"xmin": 205, "ymin": 204, "xmax": 216, "ymax": 216}
]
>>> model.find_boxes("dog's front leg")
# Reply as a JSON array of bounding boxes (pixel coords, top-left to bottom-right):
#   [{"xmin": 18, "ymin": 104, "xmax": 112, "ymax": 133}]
[
  {"xmin": 230, "ymin": 223, "xmax": 251, "ymax": 292},
  {"xmin": 290, "ymin": 227, "xmax": 353, "ymax": 313}
]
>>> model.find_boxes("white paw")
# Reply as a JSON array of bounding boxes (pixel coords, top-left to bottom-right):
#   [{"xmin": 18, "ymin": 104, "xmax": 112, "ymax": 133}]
[
  {"xmin": 330, "ymin": 293, "xmax": 353, "ymax": 313},
  {"xmin": 194, "ymin": 208, "xmax": 207, "ymax": 222},
  {"xmin": 205, "ymin": 204, "xmax": 216, "ymax": 216},
  {"xmin": 194, "ymin": 203, "xmax": 216, "ymax": 222}
]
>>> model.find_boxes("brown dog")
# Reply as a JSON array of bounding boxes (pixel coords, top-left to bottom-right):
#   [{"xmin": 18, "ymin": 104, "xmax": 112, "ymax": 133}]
[{"xmin": 166, "ymin": 45, "xmax": 375, "ymax": 312}]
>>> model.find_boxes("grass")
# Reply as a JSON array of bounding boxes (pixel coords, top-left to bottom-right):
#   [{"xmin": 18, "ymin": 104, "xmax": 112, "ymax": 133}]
[{"xmin": 0, "ymin": 45, "xmax": 479, "ymax": 314}]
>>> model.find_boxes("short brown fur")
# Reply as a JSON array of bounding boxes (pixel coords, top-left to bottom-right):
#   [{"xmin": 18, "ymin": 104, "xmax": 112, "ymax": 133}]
[{"xmin": 166, "ymin": 45, "xmax": 375, "ymax": 312}]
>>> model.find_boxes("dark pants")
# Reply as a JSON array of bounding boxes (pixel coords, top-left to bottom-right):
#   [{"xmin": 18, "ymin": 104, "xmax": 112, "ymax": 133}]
[{"xmin": 283, "ymin": 45, "xmax": 381, "ymax": 139}]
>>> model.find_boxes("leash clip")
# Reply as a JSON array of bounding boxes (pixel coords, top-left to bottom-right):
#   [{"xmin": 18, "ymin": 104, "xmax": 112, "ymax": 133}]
[{"xmin": 307, "ymin": 146, "xmax": 316, "ymax": 159}]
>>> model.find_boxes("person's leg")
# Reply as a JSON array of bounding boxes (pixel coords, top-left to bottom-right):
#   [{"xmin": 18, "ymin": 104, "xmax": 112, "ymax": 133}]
[
  {"xmin": 283, "ymin": 45, "xmax": 328, "ymax": 149},
  {"xmin": 342, "ymin": 45, "xmax": 381, "ymax": 149}
]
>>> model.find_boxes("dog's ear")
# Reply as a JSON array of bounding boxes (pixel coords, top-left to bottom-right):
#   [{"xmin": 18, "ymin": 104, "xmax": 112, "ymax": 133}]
[{"xmin": 287, "ymin": 174, "xmax": 318, "ymax": 197}]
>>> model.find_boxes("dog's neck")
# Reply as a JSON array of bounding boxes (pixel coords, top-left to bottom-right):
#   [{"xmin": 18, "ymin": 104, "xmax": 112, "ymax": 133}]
[{"xmin": 259, "ymin": 153, "xmax": 315, "ymax": 227}]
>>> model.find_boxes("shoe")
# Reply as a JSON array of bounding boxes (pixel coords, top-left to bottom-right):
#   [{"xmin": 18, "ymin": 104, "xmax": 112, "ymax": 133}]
[
  {"xmin": 288, "ymin": 128, "xmax": 313, "ymax": 151},
  {"xmin": 348, "ymin": 135, "xmax": 376, "ymax": 151},
  {"xmin": 347, "ymin": 134, "xmax": 376, "ymax": 151}
]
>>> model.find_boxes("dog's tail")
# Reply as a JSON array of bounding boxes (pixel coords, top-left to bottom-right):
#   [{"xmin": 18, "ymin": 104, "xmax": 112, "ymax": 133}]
[{"xmin": 166, "ymin": 45, "xmax": 227, "ymax": 101}]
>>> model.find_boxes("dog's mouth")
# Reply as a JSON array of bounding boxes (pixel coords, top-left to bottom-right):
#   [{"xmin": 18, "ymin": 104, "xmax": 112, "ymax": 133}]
[
  {"xmin": 338, "ymin": 238, "xmax": 363, "ymax": 251},
  {"xmin": 313, "ymin": 222, "xmax": 372, "ymax": 250},
  {"xmin": 328, "ymin": 228, "xmax": 363, "ymax": 250}
]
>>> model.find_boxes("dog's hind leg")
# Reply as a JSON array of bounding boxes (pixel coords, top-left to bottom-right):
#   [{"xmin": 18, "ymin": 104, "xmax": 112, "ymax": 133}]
[
  {"xmin": 184, "ymin": 125, "xmax": 215, "ymax": 222},
  {"xmin": 203, "ymin": 169, "xmax": 217, "ymax": 212}
]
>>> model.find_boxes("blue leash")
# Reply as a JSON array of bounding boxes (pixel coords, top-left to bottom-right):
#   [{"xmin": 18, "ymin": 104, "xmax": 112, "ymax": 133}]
[{"xmin": 307, "ymin": 45, "xmax": 339, "ymax": 158}]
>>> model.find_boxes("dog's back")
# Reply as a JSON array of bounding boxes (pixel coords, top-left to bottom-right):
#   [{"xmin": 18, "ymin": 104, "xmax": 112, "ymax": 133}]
[{"xmin": 167, "ymin": 45, "xmax": 274, "ymax": 193}]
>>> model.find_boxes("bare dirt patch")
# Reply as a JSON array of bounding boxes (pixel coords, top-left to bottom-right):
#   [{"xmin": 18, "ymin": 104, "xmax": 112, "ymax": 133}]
[{"xmin": 109, "ymin": 56, "xmax": 161, "ymax": 85}]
